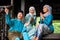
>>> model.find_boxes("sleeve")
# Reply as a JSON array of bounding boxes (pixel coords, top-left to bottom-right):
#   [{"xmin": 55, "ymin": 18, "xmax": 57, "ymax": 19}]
[
  {"xmin": 22, "ymin": 26, "xmax": 27, "ymax": 33},
  {"xmin": 5, "ymin": 13, "xmax": 14, "ymax": 26},
  {"xmin": 34, "ymin": 29, "xmax": 38, "ymax": 37},
  {"xmin": 43, "ymin": 15, "xmax": 53, "ymax": 26},
  {"xmin": 25, "ymin": 14, "xmax": 30, "ymax": 23},
  {"xmin": 39, "ymin": 17, "xmax": 43, "ymax": 24},
  {"xmin": 22, "ymin": 32, "xmax": 30, "ymax": 40},
  {"xmin": 33, "ymin": 15, "xmax": 36, "ymax": 25}
]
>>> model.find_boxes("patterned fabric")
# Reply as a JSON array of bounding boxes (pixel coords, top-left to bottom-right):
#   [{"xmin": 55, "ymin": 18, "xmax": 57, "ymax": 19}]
[
  {"xmin": 24, "ymin": 13, "xmax": 36, "ymax": 40},
  {"xmin": 35, "ymin": 24, "xmax": 53, "ymax": 39}
]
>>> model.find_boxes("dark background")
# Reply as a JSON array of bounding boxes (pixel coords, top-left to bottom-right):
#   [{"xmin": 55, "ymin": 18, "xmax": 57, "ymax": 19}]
[
  {"xmin": 0, "ymin": 0, "xmax": 60, "ymax": 20},
  {"xmin": 25, "ymin": 0, "xmax": 60, "ymax": 20},
  {"xmin": 0, "ymin": 0, "xmax": 11, "ymax": 6}
]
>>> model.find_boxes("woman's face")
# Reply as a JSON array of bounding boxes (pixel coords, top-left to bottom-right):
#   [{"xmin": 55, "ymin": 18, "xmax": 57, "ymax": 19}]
[
  {"xmin": 43, "ymin": 6, "xmax": 48, "ymax": 13},
  {"xmin": 29, "ymin": 8, "xmax": 34, "ymax": 14}
]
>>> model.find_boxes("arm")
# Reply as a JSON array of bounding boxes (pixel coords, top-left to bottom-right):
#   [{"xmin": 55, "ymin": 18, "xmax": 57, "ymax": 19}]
[
  {"xmin": 43, "ymin": 15, "xmax": 53, "ymax": 25},
  {"xmin": 25, "ymin": 14, "xmax": 30, "ymax": 22},
  {"xmin": 25, "ymin": 14, "xmax": 33, "ymax": 23},
  {"xmin": 5, "ymin": 13, "xmax": 14, "ymax": 26},
  {"xmin": 24, "ymin": 14, "xmax": 30, "ymax": 26},
  {"xmin": 22, "ymin": 26, "xmax": 26, "ymax": 32},
  {"xmin": 5, "ymin": 7, "xmax": 14, "ymax": 26},
  {"xmin": 32, "ymin": 15, "xmax": 36, "ymax": 25},
  {"xmin": 39, "ymin": 17, "xmax": 43, "ymax": 24}
]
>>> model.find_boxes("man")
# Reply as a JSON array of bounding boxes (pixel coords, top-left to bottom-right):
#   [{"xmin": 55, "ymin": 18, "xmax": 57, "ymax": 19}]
[{"xmin": 5, "ymin": 7, "xmax": 30, "ymax": 40}]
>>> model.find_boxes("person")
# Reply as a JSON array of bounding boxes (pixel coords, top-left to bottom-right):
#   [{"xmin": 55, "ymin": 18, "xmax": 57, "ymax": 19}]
[
  {"xmin": 5, "ymin": 7, "xmax": 30, "ymax": 40},
  {"xmin": 24, "ymin": 6, "xmax": 36, "ymax": 40},
  {"xmin": 33, "ymin": 5, "xmax": 54, "ymax": 40}
]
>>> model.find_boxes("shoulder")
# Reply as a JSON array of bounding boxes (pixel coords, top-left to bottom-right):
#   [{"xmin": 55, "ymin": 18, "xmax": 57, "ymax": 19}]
[
  {"xmin": 46, "ymin": 14, "xmax": 53, "ymax": 20},
  {"xmin": 46, "ymin": 14, "xmax": 53, "ymax": 17},
  {"xmin": 26, "ymin": 13, "xmax": 30, "ymax": 16},
  {"xmin": 11, "ymin": 18, "xmax": 17, "ymax": 21},
  {"xmin": 25, "ymin": 13, "xmax": 31, "ymax": 17}
]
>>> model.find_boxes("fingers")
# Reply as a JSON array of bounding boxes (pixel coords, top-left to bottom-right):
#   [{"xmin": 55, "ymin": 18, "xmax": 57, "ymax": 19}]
[
  {"xmin": 5, "ymin": 8, "xmax": 9, "ymax": 13},
  {"xmin": 40, "ymin": 12, "xmax": 43, "ymax": 16},
  {"xmin": 24, "ymin": 22, "xmax": 30, "ymax": 26}
]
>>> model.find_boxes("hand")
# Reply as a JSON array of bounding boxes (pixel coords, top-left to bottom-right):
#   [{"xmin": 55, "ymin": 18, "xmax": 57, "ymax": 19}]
[
  {"xmin": 24, "ymin": 22, "xmax": 30, "ymax": 26},
  {"xmin": 36, "ymin": 24, "xmax": 39, "ymax": 28},
  {"xmin": 5, "ymin": 8, "xmax": 9, "ymax": 14},
  {"xmin": 30, "ymin": 17, "xmax": 34, "ymax": 21},
  {"xmin": 40, "ymin": 12, "xmax": 43, "ymax": 17},
  {"xmin": 40, "ymin": 12, "xmax": 44, "ymax": 19},
  {"xmin": 32, "ymin": 36, "xmax": 38, "ymax": 40},
  {"xmin": 36, "ymin": 37, "xmax": 38, "ymax": 40},
  {"xmin": 32, "ymin": 36, "xmax": 36, "ymax": 40}
]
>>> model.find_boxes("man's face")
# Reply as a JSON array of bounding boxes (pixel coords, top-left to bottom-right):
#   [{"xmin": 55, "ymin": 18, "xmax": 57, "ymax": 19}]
[{"xmin": 17, "ymin": 12, "xmax": 23, "ymax": 20}]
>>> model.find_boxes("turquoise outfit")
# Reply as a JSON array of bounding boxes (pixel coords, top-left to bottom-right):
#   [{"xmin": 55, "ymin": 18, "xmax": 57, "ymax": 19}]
[
  {"xmin": 40, "ymin": 14, "xmax": 54, "ymax": 31},
  {"xmin": 35, "ymin": 13, "xmax": 54, "ymax": 39},
  {"xmin": 5, "ymin": 14, "xmax": 30, "ymax": 40},
  {"xmin": 35, "ymin": 5, "xmax": 54, "ymax": 39}
]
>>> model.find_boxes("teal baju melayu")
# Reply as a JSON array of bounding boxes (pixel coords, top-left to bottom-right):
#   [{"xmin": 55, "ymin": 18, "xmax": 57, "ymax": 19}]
[{"xmin": 5, "ymin": 13, "xmax": 30, "ymax": 40}]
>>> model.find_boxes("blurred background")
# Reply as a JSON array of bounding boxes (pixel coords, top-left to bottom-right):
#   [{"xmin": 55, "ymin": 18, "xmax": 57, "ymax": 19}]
[{"xmin": 0, "ymin": 0, "xmax": 60, "ymax": 40}]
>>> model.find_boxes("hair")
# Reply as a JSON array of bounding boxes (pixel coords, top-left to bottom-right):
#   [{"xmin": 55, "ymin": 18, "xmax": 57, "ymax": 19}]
[{"xmin": 18, "ymin": 10, "xmax": 23, "ymax": 14}]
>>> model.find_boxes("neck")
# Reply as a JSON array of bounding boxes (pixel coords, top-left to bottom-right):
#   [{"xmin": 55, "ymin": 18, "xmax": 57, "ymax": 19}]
[
  {"xmin": 18, "ymin": 18, "xmax": 22, "ymax": 20},
  {"xmin": 45, "ymin": 12, "xmax": 48, "ymax": 14},
  {"xmin": 29, "ymin": 13, "xmax": 34, "ymax": 15}
]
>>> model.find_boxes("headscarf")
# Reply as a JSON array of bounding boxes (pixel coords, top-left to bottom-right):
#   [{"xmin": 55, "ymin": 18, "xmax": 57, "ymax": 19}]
[
  {"xmin": 43, "ymin": 5, "xmax": 52, "ymax": 17},
  {"xmin": 29, "ymin": 6, "xmax": 36, "ymax": 16}
]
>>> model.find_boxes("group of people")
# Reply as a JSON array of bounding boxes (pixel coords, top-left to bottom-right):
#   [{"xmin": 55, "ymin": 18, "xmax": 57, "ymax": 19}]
[{"xmin": 5, "ymin": 5, "xmax": 54, "ymax": 40}]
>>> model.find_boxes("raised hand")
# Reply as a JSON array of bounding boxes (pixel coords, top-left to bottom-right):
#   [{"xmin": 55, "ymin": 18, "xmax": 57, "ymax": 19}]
[
  {"xmin": 40, "ymin": 12, "xmax": 44, "ymax": 19},
  {"xmin": 4, "ymin": 7, "xmax": 9, "ymax": 14}
]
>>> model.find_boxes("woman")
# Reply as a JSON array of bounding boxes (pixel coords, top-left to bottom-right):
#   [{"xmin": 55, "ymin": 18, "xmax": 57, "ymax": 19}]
[
  {"xmin": 33, "ymin": 5, "xmax": 54, "ymax": 40},
  {"xmin": 24, "ymin": 6, "xmax": 36, "ymax": 40}
]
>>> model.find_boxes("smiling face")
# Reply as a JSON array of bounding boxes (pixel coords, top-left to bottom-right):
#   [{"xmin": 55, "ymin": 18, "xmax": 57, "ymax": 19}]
[
  {"xmin": 29, "ymin": 8, "xmax": 34, "ymax": 14},
  {"xmin": 43, "ymin": 6, "xmax": 48, "ymax": 13},
  {"xmin": 17, "ymin": 12, "xmax": 23, "ymax": 20}
]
